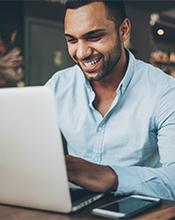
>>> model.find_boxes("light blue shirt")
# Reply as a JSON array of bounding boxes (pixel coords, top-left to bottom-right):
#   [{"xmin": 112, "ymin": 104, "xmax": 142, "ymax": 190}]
[{"xmin": 46, "ymin": 51, "xmax": 175, "ymax": 200}]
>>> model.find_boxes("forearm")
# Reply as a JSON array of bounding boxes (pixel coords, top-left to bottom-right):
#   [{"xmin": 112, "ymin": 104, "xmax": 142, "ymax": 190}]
[
  {"xmin": 66, "ymin": 155, "xmax": 118, "ymax": 192},
  {"xmin": 110, "ymin": 164, "xmax": 175, "ymax": 200},
  {"xmin": 66, "ymin": 155, "xmax": 175, "ymax": 200}
]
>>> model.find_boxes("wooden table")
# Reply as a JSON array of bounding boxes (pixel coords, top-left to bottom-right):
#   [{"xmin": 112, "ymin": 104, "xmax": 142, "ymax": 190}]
[{"xmin": 0, "ymin": 194, "xmax": 175, "ymax": 220}]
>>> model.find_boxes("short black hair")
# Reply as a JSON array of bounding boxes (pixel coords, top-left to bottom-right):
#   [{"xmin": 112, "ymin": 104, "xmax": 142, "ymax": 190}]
[{"xmin": 65, "ymin": 0, "xmax": 126, "ymax": 25}]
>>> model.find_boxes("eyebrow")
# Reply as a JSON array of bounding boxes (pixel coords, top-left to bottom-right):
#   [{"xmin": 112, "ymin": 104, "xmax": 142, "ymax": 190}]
[{"xmin": 65, "ymin": 28, "xmax": 107, "ymax": 39}]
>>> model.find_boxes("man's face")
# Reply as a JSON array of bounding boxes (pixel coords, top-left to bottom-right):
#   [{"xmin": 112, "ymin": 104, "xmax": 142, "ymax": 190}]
[{"xmin": 64, "ymin": 1, "xmax": 122, "ymax": 81}]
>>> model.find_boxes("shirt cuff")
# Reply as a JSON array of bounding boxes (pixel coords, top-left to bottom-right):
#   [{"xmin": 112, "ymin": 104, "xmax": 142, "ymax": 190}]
[
  {"xmin": 108, "ymin": 164, "xmax": 174, "ymax": 200},
  {"xmin": 108, "ymin": 165, "xmax": 156, "ymax": 194}
]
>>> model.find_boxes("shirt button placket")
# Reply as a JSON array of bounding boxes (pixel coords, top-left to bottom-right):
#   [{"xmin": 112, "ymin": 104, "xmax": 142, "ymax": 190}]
[{"xmin": 93, "ymin": 124, "xmax": 105, "ymax": 163}]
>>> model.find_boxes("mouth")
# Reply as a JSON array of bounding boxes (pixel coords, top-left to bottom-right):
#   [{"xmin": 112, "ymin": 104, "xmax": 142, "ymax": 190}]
[{"xmin": 80, "ymin": 56, "xmax": 103, "ymax": 73}]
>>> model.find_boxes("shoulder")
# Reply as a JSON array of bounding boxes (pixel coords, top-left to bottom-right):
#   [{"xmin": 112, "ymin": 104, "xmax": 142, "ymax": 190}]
[
  {"xmin": 130, "ymin": 53, "xmax": 175, "ymax": 110},
  {"xmin": 132, "ymin": 57, "xmax": 175, "ymax": 128},
  {"xmin": 46, "ymin": 65, "xmax": 79, "ymax": 84},
  {"xmin": 45, "ymin": 65, "xmax": 83, "ymax": 90},
  {"xmin": 134, "ymin": 57, "xmax": 175, "ymax": 93}
]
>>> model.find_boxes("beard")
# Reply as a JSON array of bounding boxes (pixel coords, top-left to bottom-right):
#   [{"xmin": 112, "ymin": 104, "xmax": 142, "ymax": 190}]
[{"xmin": 77, "ymin": 40, "xmax": 122, "ymax": 82}]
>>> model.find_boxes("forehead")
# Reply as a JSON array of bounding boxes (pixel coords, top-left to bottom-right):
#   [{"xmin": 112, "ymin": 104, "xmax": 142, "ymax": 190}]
[{"xmin": 64, "ymin": 2, "xmax": 114, "ymax": 35}]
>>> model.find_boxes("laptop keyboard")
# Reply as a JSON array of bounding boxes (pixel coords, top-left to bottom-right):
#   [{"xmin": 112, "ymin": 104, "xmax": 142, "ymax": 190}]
[{"xmin": 70, "ymin": 188, "xmax": 100, "ymax": 205}]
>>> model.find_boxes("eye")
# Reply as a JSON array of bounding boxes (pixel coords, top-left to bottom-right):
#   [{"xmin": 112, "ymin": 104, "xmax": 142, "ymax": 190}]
[
  {"xmin": 86, "ymin": 32, "xmax": 107, "ymax": 42},
  {"xmin": 65, "ymin": 36, "xmax": 77, "ymax": 44},
  {"xmin": 88, "ymin": 35, "xmax": 103, "ymax": 42}
]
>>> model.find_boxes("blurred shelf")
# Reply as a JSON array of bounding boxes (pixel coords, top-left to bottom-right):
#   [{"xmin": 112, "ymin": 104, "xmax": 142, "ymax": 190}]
[{"xmin": 152, "ymin": 61, "xmax": 175, "ymax": 67}]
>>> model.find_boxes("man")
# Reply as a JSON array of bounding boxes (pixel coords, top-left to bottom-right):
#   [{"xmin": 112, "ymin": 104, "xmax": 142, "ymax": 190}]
[{"xmin": 46, "ymin": 0, "xmax": 175, "ymax": 200}]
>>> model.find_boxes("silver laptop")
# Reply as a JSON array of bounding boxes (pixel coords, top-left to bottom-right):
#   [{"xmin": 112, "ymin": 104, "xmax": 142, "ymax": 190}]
[{"xmin": 0, "ymin": 86, "xmax": 103, "ymax": 213}]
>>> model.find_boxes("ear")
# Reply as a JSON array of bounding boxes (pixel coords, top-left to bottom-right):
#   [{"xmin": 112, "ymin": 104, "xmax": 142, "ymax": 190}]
[{"xmin": 119, "ymin": 18, "xmax": 131, "ymax": 43}]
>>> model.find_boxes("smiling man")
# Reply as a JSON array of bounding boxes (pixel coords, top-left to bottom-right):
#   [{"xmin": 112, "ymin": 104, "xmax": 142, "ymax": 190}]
[
  {"xmin": 46, "ymin": 0, "xmax": 175, "ymax": 200},
  {"xmin": 64, "ymin": 1, "xmax": 126, "ymax": 83}
]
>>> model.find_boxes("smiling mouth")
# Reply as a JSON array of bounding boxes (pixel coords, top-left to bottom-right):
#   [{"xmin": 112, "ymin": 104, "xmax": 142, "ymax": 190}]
[
  {"xmin": 80, "ymin": 56, "xmax": 102, "ymax": 71},
  {"xmin": 83, "ymin": 57, "xmax": 101, "ymax": 67}
]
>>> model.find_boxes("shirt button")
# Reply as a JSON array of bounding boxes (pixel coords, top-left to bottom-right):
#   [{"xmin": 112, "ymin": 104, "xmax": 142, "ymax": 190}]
[{"xmin": 98, "ymin": 126, "xmax": 103, "ymax": 132}]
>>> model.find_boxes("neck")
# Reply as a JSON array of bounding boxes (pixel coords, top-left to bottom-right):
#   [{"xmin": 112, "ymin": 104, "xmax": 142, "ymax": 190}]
[{"xmin": 91, "ymin": 48, "xmax": 128, "ymax": 93}]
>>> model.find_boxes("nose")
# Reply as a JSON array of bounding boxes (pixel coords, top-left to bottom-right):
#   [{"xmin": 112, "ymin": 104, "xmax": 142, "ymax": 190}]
[{"xmin": 76, "ymin": 40, "xmax": 92, "ymax": 60}]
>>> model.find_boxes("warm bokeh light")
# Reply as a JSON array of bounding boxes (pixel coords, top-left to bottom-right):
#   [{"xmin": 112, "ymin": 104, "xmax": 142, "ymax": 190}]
[{"xmin": 157, "ymin": 28, "xmax": 165, "ymax": 36}]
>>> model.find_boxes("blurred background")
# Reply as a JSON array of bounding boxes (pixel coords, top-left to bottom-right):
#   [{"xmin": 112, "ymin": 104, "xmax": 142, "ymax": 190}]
[{"xmin": 0, "ymin": 0, "xmax": 175, "ymax": 87}]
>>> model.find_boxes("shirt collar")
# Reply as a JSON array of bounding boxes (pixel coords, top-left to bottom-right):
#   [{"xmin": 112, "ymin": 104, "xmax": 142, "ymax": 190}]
[
  {"xmin": 117, "ymin": 49, "xmax": 136, "ymax": 95},
  {"xmin": 83, "ymin": 49, "xmax": 136, "ymax": 95}
]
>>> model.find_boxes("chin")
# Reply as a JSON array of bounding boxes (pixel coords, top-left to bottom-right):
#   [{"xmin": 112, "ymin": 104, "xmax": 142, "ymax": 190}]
[{"xmin": 84, "ymin": 72, "xmax": 102, "ymax": 81}]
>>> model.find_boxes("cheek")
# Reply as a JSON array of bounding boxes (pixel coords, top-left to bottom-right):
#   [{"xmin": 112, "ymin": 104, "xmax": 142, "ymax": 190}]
[
  {"xmin": 95, "ymin": 35, "xmax": 118, "ymax": 55},
  {"xmin": 95, "ymin": 43, "xmax": 116, "ymax": 57},
  {"xmin": 67, "ymin": 44, "xmax": 76, "ymax": 59}
]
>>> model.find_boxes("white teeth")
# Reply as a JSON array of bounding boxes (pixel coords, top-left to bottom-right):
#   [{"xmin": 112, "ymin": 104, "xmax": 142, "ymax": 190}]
[{"xmin": 84, "ymin": 58, "xmax": 99, "ymax": 67}]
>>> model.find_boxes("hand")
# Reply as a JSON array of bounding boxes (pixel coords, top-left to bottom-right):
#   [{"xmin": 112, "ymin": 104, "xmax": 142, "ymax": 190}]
[{"xmin": 66, "ymin": 155, "xmax": 118, "ymax": 192}]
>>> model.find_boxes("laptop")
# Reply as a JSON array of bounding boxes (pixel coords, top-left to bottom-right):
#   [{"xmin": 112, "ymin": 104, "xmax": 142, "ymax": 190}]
[{"xmin": 0, "ymin": 86, "xmax": 104, "ymax": 213}]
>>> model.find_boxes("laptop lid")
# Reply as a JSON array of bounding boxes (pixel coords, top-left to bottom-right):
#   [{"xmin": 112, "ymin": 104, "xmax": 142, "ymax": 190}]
[{"xmin": 0, "ymin": 86, "xmax": 72, "ymax": 213}]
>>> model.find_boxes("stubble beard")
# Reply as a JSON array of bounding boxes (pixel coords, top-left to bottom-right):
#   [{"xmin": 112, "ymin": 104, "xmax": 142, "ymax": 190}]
[{"xmin": 78, "ymin": 42, "xmax": 122, "ymax": 82}]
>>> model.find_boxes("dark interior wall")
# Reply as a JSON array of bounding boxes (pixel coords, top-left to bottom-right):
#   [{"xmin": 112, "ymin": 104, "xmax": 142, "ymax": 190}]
[
  {"xmin": 125, "ymin": 4, "xmax": 152, "ymax": 62},
  {"xmin": 0, "ymin": 1, "xmax": 65, "ymax": 52},
  {"xmin": 24, "ymin": 1, "xmax": 65, "ymax": 23},
  {"xmin": 24, "ymin": 1, "xmax": 73, "ymax": 85},
  {"xmin": 0, "ymin": 1, "xmax": 24, "ymax": 50},
  {"xmin": 0, "ymin": 1, "xmax": 25, "ymax": 87}
]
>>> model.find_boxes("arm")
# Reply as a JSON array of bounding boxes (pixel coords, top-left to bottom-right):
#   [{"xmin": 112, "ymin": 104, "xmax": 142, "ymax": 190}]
[
  {"xmin": 66, "ymin": 155, "xmax": 118, "ymax": 192},
  {"xmin": 66, "ymin": 154, "xmax": 175, "ymax": 200},
  {"xmin": 112, "ymin": 82, "xmax": 175, "ymax": 200},
  {"xmin": 66, "ymin": 82, "xmax": 175, "ymax": 200}
]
